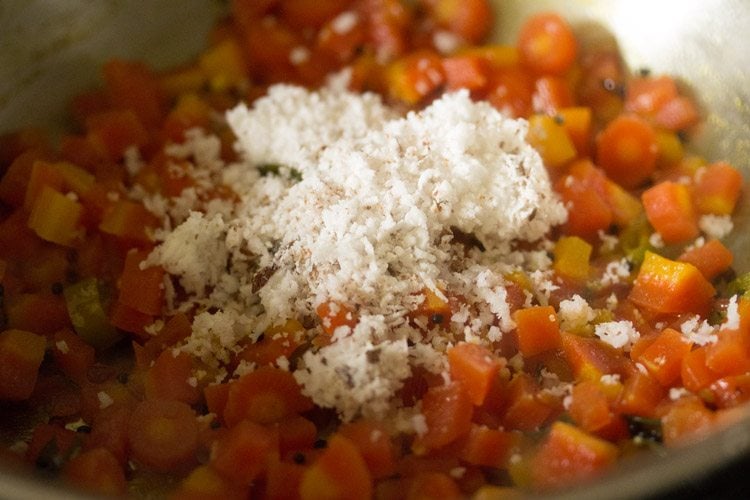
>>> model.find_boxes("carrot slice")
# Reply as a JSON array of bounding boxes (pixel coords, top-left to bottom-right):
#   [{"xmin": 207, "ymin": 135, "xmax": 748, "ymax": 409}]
[
  {"xmin": 128, "ymin": 399, "xmax": 199, "ymax": 473},
  {"xmin": 517, "ymin": 12, "xmax": 577, "ymax": 75},
  {"xmin": 596, "ymin": 114, "xmax": 658, "ymax": 189},
  {"xmin": 223, "ymin": 366, "xmax": 313, "ymax": 426}
]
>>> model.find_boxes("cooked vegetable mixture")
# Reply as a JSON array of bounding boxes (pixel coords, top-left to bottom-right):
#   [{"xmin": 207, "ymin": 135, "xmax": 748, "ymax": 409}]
[{"xmin": 0, "ymin": 1, "xmax": 747, "ymax": 498}]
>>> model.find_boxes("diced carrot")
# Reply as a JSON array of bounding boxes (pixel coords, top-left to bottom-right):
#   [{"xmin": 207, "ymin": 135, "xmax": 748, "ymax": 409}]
[
  {"xmin": 144, "ymin": 349, "xmax": 201, "ymax": 405},
  {"xmin": 162, "ymin": 93, "xmax": 212, "ymax": 143},
  {"xmin": 458, "ymin": 44, "xmax": 519, "ymax": 69},
  {"xmin": 561, "ymin": 332, "xmax": 627, "ymax": 382},
  {"xmin": 406, "ymin": 471, "xmax": 462, "ymax": 500},
  {"xmin": 629, "ymin": 251, "xmax": 715, "ymax": 316},
  {"xmin": 299, "ymin": 434, "xmax": 373, "ymax": 500},
  {"xmin": 709, "ymin": 374, "xmax": 750, "ymax": 409},
  {"xmin": 316, "ymin": 300, "xmax": 358, "ymax": 336},
  {"xmin": 316, "ymin": 10, "xmax": 367, "ymax": 63},
  {"xmin": 553, "ymin": 236, "xmax": 592, "ymax": 281},
  {"xmin": 596, "ymin": 114, "xmax": 658, "ymax": 189},
  {"xmin": 413, "ymin": 381, "xmax": 473, "ymax": 452},
  {"xmin": 641, "ymin": 181, "xmax": 699, "ymax": 244},
  {"xmin": 624, "ymin": 75, "xmax": 678, "ymax": 115},
  {"xmin": 0, "ymin": 329, "xmax": 47, "ymax": 400},
  {"xmin": 278, "ymin": 0, "xmax": 349, "ymax": 29},
  {"xmin": 532, "ymin": 76, "xmax": 573, "ymax": 115},
  {"xmin": 85, "ymin": 109, "xmax": 150, "ymax": 162},
  {"xmin": 442, "ymin": 54, "xmax": 489, "ymax": 91},
  {"xmin": 681, "ymin": 346, "xmax": 720, "ymax": 392},
  {"xmin": 514, "ymin": 306, "xmax": 561, "ymax": 358},
  {"xmin": 526, "ymin": 114, "xmax": 577, "ymax": 169},
  {"xmin": 447, "ymin": 342, "xmax": 503, "ymax": 406},
  {"xmin": 0, "ymin": 150, "xmax": 51, "ymax": 208},
  {"xmin": 386, "ymin": 50, "xmax": 445, "ymax": 105},
  {"xmin": 204, "ymin": 382, "xmax": 231, "ymax": 422},
  {"xmin": 517, "ymin": 12, "xmax": 577, "ymax": 75},
  {"xmin": 171, "ymin": 464, "xmax": 248, "ymax": 500},
  {"xmin": 693, "ymin": 161, "xmax": 744, "ymax": 215},
  {"xmin": 198, "ymin": 37, "xmax": 249, "ymax": 92},
  {"xmin": 529, "ymin": 421, "xmax": 618, "ymax": 490},
  {"xmin": 659, "ymin": 395, "xmax": 714, "ymax": 447},
  {"xmin": 704, "ymin": 328, "xmax": 750, "ymax": 378},
  {"xmin": 265, "ymin": 459, "xmax": 305, "ymax": 500},
  {"xmin": 223, "ymin": 366, "xmax": 313, "ymax": 426},
  {"xmin": 275, "ymin": 415, "xmax": 318, "ymax": 456},
  {"xmin": 554, "ymin": 160, "xmax": 614, "ymax": 239},
  {"xmin": 502, "ymin": 373, "xmax": 552, "ymax": 432},
  {"xmin": 486, "ymin": 67, "xmax": 534, "ymax": 118},
  {"xmin": 27, "ymin": 185, "xmax": 84, "ymax": 247},
  {"xmin": 102, "ymin": 59, "xmax": 165, "ymax": 128},
  {"xmin": 52, "ymin": 328, "xmax": 96, "ymax": 384},
  {"xmin": 458, "ymin": 424, "xmax": 516, "ymax": 468},
  {"xmin": 569, "ymin": 380, "xmax": 616, "ymax": 434},
  {"xmin": 128, "ymin": 399, "xmax": 199, "ymax": 473},
  {"xmin": 5, "ymin": 292, "xmax": 70, "ymax": 335},
  {"xmin": 557, "ymin": 106, "xmax": 592, "ymax": 157},
  {"xmin": 339, "ymin": 420, "xmax": 397, "ymax": 479},
  {"xmin": 211, "ymin": 419, "xmax": 279, "ymax": 484},
  {"xmin": 64, "ymin": 447, "xmax": 127, "ymax": 497},
  {"xmin": 603, "ymin": 176, "xmax": 643, "ymax": 227},
  {"xmin": 361, "ymin": 0, "xmax": 411, "ymax": 61},
  {"xmin": 85, "ymin": 404, "xmax": 131, "ymax": 464},
  {"xmin": 118, "ymin": 249, "xmax": 164, "ymax": 316},
  {"xmin": 636, "ymin": 328, "xmax": 692, "ymax": 387},
  {"xmin": 427, "ymin": 0, "xmax": 493, "ymax": 44},
  {"xmin": 110, "ymin": 301, "xmax": 153, "ymax": 337},
  {"xmin": 24, "ymin": 160, "xmax": 95, "ymax": 211},
  {"xmin": 99, "ymin": 199, "xmax": 158, "ymax": 246},
  {"xmin": 236, "ymin": 319, "xmax": 303, "ymax": 367},
  {"xmin": 654, "ymin": 95, "xmax": 699, "ymax": 131},
  {"xmin": 677, "ymin": 239, "xmax": 733, "ymax": 281},
  {"xmin": 614, "ymin": 370, "xmax": 665, "ymax": 418},
  {"xmin": 654, "ymin": 130, "xmax": 685, "ymax": 169}
]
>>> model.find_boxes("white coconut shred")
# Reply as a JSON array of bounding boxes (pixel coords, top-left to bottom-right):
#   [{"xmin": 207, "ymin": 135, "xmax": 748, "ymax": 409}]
[{"xmin": 144, "ymin": 83, "xmax": 567, "ymax": 425}]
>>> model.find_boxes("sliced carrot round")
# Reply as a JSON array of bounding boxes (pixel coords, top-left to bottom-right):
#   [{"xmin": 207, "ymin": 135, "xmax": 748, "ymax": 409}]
[
  {"xmin": 517, "ymin": 12, "xmax": 577, "ymax": 75},
  {"xmin": 128, "ymin": 399, "xmax": 199, "ymax": 473},
  {"xmin": 596, "ymin": 114, "xmax": 658, "ymax": 188}
]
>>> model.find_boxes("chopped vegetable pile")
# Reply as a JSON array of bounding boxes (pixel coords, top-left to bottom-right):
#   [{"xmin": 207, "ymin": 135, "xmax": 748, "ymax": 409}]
[{"xmin": 0, "ymin": 1, "xmax": 748, "ymax": 498}]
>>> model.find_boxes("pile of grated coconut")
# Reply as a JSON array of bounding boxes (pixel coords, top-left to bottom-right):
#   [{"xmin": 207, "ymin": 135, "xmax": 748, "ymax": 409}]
[{"xmin": 141, "ymin": 82, "xmax": 568, "ymax": 425}]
